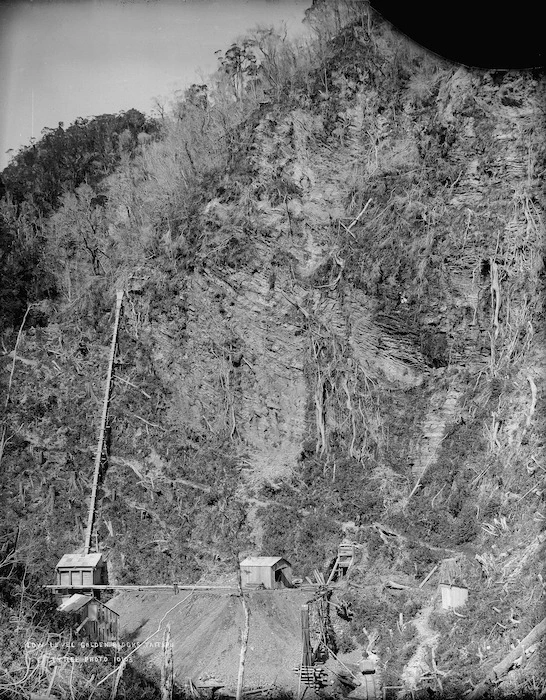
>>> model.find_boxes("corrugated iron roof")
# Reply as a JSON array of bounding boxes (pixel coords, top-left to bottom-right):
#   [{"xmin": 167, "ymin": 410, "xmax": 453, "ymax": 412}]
[
  {"xmin": 56, "ymin": 552, "xmax": 103, "ymax": 569},
  {"xmin": 57, "ymin": 594, "xmax": 94, "ymax": 613},
  {"xmin": 240, "ymin": 556, "xmax": 290, "ymax": 568}
]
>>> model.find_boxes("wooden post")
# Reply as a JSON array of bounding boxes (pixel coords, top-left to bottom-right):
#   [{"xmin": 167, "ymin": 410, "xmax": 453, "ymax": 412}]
[
  {"xmin": 326, "ymin": 558, "xmax": 339, "ymax": 586},
  {"xmin": 161, "ymin": 623, "xmax": 173, "ymax": 700},
  {"xmin": 236, "ymin": 570, "xmax": 250, "ymax": 700},
  {"xmin": 301, "ymin": 604, "xmax": 312, "ymax": 666},
  {"xmin": 84, "ymin": 290, "xmax": 124, "ymax": 554},
  {"xmin": 109, "ymin": 658, "xmax": 127, "ymax": 700}
]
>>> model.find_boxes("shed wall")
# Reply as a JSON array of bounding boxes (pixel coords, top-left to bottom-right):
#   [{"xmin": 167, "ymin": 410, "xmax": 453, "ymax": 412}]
[
  {"xmin": 73, "ymin": 603, "xmax": 118, "ymax": 643},
  {"xmin": 439, "ymin": 584, "xmax": 468, "ymax": 609},
  {"xmin": 56, "ymin": 566, "xmax": 104, "ymax": 588},
  {"xmin": 241, "ymin": 565, "xmax": 274, "ymax": 588}
]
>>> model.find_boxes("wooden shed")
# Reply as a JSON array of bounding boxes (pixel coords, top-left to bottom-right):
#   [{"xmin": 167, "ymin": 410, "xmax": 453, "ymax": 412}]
[
  {"xmin": 55, "ymin": 552, "xmax": 106, "ymax": 591},
  {"xmin": 57, "ymin": 594, "xmax": 118, "ymax": 644},
  {"xmin": 240, "ymin": 557, "xmax": 292, "ymax": 589},
  {"xmin": 439, "ymin": 583, "xmax": 468, "ymax": 609}
]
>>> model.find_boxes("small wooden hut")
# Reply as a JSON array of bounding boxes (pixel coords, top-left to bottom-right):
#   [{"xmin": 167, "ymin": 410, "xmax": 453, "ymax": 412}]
[
  {"xmin": 439, "ymin": 583, "xmax": 468, "ymax": 609},
  {"xmin": 239, "ymin": 556, "xmax": 292, "ymax": 589},
  {"xmin": 55, "ymin": 552, "xmax": 106, "ymax": 592},
  {"xmin": 57, "ymin": 594, "xmax": 118, "ymax": 644}
]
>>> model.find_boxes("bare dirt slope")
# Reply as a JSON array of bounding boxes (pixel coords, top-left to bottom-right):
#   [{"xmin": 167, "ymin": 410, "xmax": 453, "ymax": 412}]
[{"xmin": 108, "ymin": 589, "xmax": 311, "ymax": 692}]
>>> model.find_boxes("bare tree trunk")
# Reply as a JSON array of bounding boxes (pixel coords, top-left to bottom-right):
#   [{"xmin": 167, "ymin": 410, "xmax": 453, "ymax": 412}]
[
  {"xmin": 109, "ymin": 658, "xmax": 127, "ymax": 700},
  {"xmin": 161, "ymin": 623, "xmax": 174, "ymax": 700},
  {"xmin": 0, "ymin": 304, "xmax": 33, "ymax": 470},
  {"xmin": 236, "ymin": 570, "xmax": 250, "ymax": 700}
]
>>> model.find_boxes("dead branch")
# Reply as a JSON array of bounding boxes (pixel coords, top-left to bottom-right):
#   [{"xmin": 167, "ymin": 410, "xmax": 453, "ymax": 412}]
[
  {"xmin": 110, "ymin": 455, "xmax": 211, "ymax": 493},
  {"xmin": 385, "ymin": 580, "xmax": 413, "ymax": 590},
  {"xmin": 3, "ymin": 351, "xmax": 38, "ymax": 367},
  {"xmin": 343, "ymin": 198, "xmax": 373, "ymax": 233},
  {"xmin": 372, "ymin": 522, "xmax": 457, "ymax": 554},
  {"xmin": 5, "ymin": 304, "xmax": 34, "ymax": 410},
  {"xmin": 526, "ymin": 375, "xmax": 537, "ymax": 427},
  {"xmin": 129, "ymin": 412, "xmax": 165, "ymax": 430},
  {"xmin": 490, "ymin": 260, "xmax": 501, "ymax": 341},
  {"xmin": 113, "ymin": 374, "xmax": 152, "ymax": 399},
  {"xmin": 0, "ymin": 305, "xmax": 34, "ymax": 471},
  {"xmin": 419, "ymin": 564, "xmax": 439, "ymax": 588}
]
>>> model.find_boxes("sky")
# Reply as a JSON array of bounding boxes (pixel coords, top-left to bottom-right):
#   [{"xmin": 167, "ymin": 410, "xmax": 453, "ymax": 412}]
[{"xmin": 0, "ymin": 0, "xmax": 310, "ymax": 171}]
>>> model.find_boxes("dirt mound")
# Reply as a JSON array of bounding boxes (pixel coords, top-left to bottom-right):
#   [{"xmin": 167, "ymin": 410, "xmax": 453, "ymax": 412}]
[{"xmin": 109, "ymin": 589, "xmax": 311, "ymax": 692}]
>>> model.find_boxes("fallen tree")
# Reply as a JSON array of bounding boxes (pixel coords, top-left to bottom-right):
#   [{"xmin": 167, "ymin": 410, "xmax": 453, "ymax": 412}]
[{"xmin": 468, "ymin": 616, "xmax": 546, "ymax": 699}]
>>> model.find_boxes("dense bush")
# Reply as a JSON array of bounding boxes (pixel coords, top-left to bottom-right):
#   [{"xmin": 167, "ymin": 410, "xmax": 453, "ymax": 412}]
[{"xmin": 1, "ymin": 110, "xmax": 159, "ymax": 215}]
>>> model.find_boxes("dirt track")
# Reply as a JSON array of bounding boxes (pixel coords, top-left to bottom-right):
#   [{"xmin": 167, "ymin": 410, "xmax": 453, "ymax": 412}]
[
  {"xmin": 400, "ymin": 602, "xmax": 439, "ymax": 689},
  {"xmin": 109, "ymin": 588, "xmax": 312, "ymax": 692}
]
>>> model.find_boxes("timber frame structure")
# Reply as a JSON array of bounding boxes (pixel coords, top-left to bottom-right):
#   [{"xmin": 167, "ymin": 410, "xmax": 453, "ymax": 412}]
[
  {"xmin": 326, "ymin": 543, "xmax": 357, "ymax": 584},
  {"xmin": 84, "ymin": 289, "xmax": 124, "ymax": 555},
  {"xmin": 52, "ymin": 290, "xmax": 124, "ymax": 644}
]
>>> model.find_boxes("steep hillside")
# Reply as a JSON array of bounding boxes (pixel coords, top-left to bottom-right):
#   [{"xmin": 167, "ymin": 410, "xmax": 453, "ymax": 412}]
[
  {"xmin": 1, "ymin": 1, "xmax": 545, "ymax": 698},
  {"xmin": 108, "ymin": 588, "xmax": 309, "ymax": 693}
]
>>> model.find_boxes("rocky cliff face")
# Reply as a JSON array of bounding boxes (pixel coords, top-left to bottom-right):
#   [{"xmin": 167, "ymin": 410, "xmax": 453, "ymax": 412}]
[{"xmin": 1, "ymin": 3, "xmax": 544, "ymax": 696}]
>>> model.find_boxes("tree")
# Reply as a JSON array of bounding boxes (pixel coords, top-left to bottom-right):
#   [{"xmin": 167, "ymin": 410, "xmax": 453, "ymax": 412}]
[
  {"xmin": 48, "ymin": 184, "xmax": 112, "ymax": 301},
  {"xmin": 217, "ymin": 41, "xmax": 259, "ymax": 100},
  {"xmin": 0, "ymin": 197, "xmax": 55, "ymax": 330},
  {"xmin": 1, "ymin": 110, "xmax": 159, "ymax": 215}
]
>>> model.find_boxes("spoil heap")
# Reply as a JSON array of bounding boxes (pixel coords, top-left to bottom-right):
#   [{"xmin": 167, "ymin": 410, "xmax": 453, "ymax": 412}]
[{"xmin": 109, "ymin": 589, "xmax": 311, "ymax": 693}]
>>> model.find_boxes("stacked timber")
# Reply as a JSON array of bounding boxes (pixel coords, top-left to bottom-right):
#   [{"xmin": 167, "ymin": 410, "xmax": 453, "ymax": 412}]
[{"xmin": 292, "ymin": 665, "xmax": 329, "ymax": 690}]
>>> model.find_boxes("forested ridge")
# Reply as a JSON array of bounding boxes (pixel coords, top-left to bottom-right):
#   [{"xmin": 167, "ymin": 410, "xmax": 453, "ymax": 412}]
[
  {"xmin": 0, "ymin": 109, "xmax": 159, "ymax": 329},
  {"xmin": 1, "ymin": 1, "xmax": 545, "ymax": 698}
]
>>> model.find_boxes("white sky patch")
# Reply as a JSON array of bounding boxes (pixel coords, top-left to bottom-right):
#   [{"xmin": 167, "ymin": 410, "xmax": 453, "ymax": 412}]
[{"xmin": 0, "ymin": 0, "xmax": 310, "ymax": 170}]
